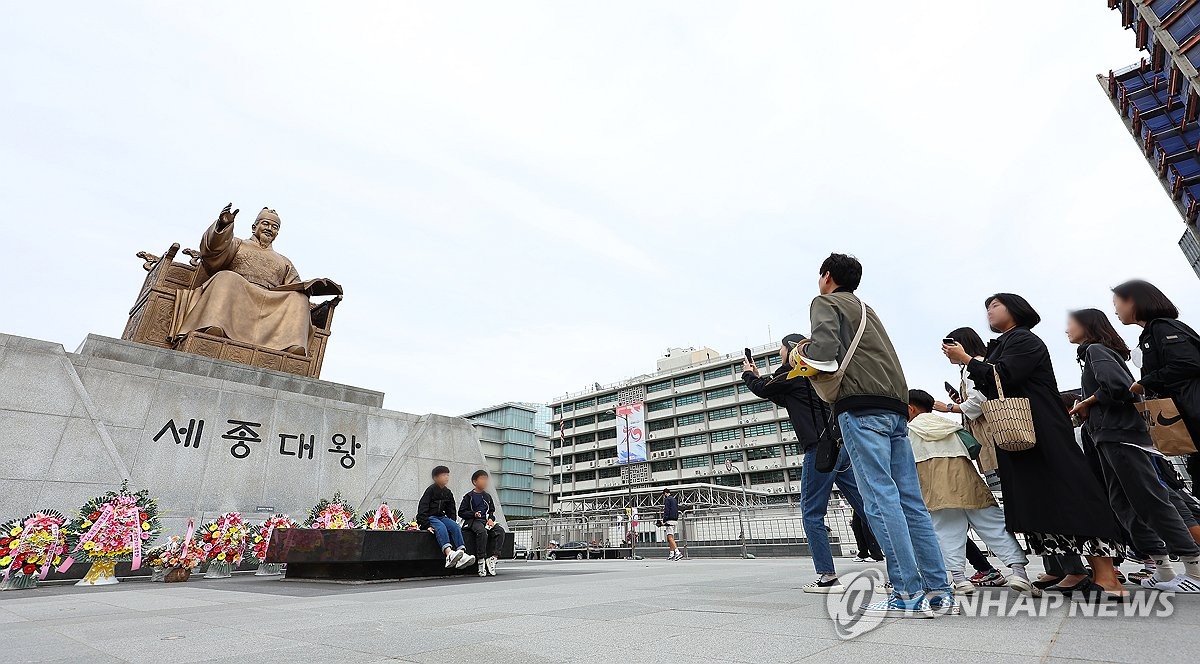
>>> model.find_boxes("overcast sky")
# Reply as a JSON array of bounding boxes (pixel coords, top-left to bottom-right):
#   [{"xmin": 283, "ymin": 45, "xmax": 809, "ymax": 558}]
[{"xmin": 3, "ymin": 3, "xmax": 1196, "ymax": 415}]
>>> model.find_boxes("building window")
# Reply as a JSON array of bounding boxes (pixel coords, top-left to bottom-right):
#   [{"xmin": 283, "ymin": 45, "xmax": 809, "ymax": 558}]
[
  {"xmin": 783, "ymin": 443, "xmax": 800, "ymax": 456},
  {"xmin": 563, "ymin": 403, "xmax": 574, "ymax": 412},
  {"xmin": 647, "ymin": 399, "xmax": 673, "ymax": 412},
  {"xmin": 650, "ymin": 439, "xmax": 676, "ymax": 453},
  {"xmin": 787, "ymin": 467, "xmax": 802, "ymax": 481},
  {"xmin": 768, "ymin": 355, "xmax": 783, "ymax": 366},
  {"xmin": 648, "ymin": 419, "xmax": 674, "ymax": 432},
  {"xmin": 575, "ymin": 451, "xmax": 597, "ymax": 462},
  {"xmin": 743, "ymin": 423, "xmax": 778, "ymax": 438},
  {"xmin": 598, "ymin": 467, "xmax": 621, "ymax": 479},
  {"xmin": 705, "ymin": 385, "xmax": 736, "ymax": 400},
  {"xmin": 575, "ymin": 432, "xmax": 596, "ymax": 444},
  {"xmin": 750, "ymin": 470, "xmax": 785, "ymax": 485},
  {"xmin": 647, "ymin": 380, "xmax": 671, "ymax": 393},
  {"xmin": 598, "ymin": 428, "xmax": 617, "ymax": 440},
  {"xmin": 675, "ymin": 393, "xmax": 702, "ymax": 407},
  {"xmin": 681, "ymin": 455, "xmax": 710, "ymax": 469},
  {"xmin": 560, "ymin": 419, "xmax": 574, "ymax": 429},
  {"xmin": 598, "ymin": 393, "xmax": 618, "ymax": 404},
  {"xmin": 741, "ymin": 401, "xmax": 772, "ymax": 415},
  {"xmin": 574, "ymin": 414, "xmax": 596, "ymax": 426},
  {"xmin": 708, "ymin": 406, "xmax": 738, "ymax": 421},
  {"xmin": 746, "ymin": 445, "xmax": 781, "ymax": 461},
  {"xmin": 676, "ymin": 413, "xmax": 705, "ymax": 427},
  {"xmin": 673, "ymin": 373, "xmax": 701, "ymax": 387},
  {"xmin": 712, "ymin": 475, "xmax": 741, "ymax": 487},
  {"xmin": 576, "ymin": 398, "xmax": 596, "ymax": 409},
  {"xmin": 737, "ymin": 383, "xmax": 751, "ymax": 394},
  {"xmin": 651, "ymin": 459, "xmax": 677, "ymax": 472},
  {"xmin": 553, "ymin": 406, "xmax": 563, "ymax": 416},
  {"xmin": 711, "ymin": 428, "xmax": 739, "ymax": 443},
  {"xmin": 597, "ymin": 446, "xmax": 618, "ymax": 460},
  {"xmin": 679, "ymin": 433, "xmax": 709, "ymax": 447},
  {"xmin": 597, "ymin": 410, "xmax": 616, "ymax": 422},
  {"xmin": 780, "ymin": 420, "xmax": 794, "ymax": 432},
  {"xmin": 574, "ymin": 470, "xmax": 596, "ymax": 481},
  {"xmin": 713, "ymin": 451, "xmax": 743, "ymax": 465},
  {"xmin": 703, "ymin": 366, "xmax": 732, "ymax": 381}
]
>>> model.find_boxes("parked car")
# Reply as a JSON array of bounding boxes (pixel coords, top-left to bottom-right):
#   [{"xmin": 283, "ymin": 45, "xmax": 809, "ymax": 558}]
[
  {"xmin": 546, "ymin": 541, "xmax": 589, "ymax": 560},
  {"xmin": 513, "ymin": 544, "xmax": 528, "ymax": 560}
]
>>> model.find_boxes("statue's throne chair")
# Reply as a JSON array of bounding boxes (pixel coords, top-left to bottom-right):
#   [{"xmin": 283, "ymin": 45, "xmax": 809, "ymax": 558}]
[{"xmin": 121, "ymin": 243, "xmax": 340, "ymax": 379}]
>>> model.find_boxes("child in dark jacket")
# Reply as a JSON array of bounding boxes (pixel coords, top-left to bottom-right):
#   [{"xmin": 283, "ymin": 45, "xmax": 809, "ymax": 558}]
[
  {"xmin": 417, "ymin": 465, "xmax": 475, "ymax": 569},
  {"xmin": 458, "ymin": 469, "xmax": 505, "ymax": 577}
]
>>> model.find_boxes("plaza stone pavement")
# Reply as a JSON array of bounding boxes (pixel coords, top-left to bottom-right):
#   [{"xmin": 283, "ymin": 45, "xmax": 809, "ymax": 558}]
[{"xmin": 1, "ymin": 558, "xmax": 1197, "ymax": 664}]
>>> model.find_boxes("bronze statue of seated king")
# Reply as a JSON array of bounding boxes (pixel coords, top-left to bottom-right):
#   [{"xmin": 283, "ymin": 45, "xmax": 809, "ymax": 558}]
[{"xmin": 123, "ymin": 204, "xmax": 343, "ymax": 379}]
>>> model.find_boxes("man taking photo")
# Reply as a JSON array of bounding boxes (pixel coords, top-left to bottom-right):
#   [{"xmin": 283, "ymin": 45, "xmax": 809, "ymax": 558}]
[{"xmin": 743, "ymin": 334, "xmax": 874, "ymax": 593}]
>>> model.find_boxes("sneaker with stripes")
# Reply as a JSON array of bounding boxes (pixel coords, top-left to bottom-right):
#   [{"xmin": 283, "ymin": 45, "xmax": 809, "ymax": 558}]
[{"xmin": 1155, "ymin": 575, "xmax": 1200, "ymax": 593}]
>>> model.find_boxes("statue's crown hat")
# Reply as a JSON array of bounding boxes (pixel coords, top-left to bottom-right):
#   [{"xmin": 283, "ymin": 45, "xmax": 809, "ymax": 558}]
[{"xmin": 255, "ymin": 207, "xmax": 280, "ymax": 224}]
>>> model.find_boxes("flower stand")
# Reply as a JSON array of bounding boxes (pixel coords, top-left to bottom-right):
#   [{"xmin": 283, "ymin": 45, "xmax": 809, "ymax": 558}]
[
  {"xmin": 76, "ymin": 559, "xmax": 119, "ymax": 586},
  {"xmin": 0, "ymin": 574, "xmax": 37, "ymax": 591},
  {"xmin": 150, "ymin": 566, "xmax": 166, "ymax": 582},
  {"xmin": 164, "ymin": 567, "xmax": 191, "ymax": 583},
  {"xmin": 204, "ymin": 560, "xmax": 233, "ymax": 579},
  {"xmin": 255, "ymin": 562, "xmax": 283, "ymax": 576}
]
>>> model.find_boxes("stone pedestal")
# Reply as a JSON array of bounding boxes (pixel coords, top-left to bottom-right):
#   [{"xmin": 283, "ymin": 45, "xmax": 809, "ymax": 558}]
[{"xmin": 0, "ymin": 333, "xmax": 505, "ymax": 544}]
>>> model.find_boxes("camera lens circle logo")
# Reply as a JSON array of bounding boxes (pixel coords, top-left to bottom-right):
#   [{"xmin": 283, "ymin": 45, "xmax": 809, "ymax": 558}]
[{"xmin": 827, "ymin": 569, "xmax": 886, "ymax": 640}]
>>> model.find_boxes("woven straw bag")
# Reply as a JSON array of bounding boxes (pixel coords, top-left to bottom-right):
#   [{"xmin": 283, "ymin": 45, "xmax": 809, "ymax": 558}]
[{"xmin": 979, "ymin": 364, "xmax": 1036, "ymax": 452}]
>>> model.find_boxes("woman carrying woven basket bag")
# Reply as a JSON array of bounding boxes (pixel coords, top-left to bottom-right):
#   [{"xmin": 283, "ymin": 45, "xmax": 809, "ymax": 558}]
[{"xmin": 944, "ymin": 293, "xmax": 1123, "ymax": 598}]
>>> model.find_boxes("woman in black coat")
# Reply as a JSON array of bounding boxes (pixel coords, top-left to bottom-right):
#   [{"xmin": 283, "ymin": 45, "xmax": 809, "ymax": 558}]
[
  {"xmin": 1113, "ymin": 279, "xmax": 1200, "ymax": 496},
  {"xmin": 944, "ymin": 293, "xmax": 1123, "ymax": 596}
]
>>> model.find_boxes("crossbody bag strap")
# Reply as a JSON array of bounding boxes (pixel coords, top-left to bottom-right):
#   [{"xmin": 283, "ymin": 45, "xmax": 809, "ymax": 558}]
[{"xmin": 834, "ymin": 300, "xmax": 869, "ymax": 379}]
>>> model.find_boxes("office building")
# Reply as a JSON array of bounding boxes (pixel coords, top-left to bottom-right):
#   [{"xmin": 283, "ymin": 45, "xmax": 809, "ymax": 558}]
[
  {"xmin": 461, "ymin": 402, "xmax": 553, "ymax": 519},
  {"xmin": 1099, "ymin": 1, "xmax": 1200, "ymax": 277},
  {"xmin": 548, "ymin": 344, "xmax": 807, "ymax": 511}
]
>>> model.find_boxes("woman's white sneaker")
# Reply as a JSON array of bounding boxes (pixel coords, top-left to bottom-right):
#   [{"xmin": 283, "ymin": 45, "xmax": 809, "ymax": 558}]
[{"xmin": 802, "ymin": 576, "xmax": 846, "ymax": 594}]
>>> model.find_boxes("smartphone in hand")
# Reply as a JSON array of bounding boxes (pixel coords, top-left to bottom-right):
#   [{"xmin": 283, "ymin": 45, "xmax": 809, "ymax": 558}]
[
  {"xmin": 744, "ymin": 348, "xmax": 754, "ymax": 363},
  {"xmin": 944, "ymin": 381, "xmax": 962, "ymax": 403}
]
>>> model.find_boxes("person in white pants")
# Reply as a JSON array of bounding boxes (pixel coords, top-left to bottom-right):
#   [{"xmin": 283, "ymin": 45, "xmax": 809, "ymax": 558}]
[{"xmin": 906, "ymin": 390, "xmax": 1036, "ymax": 596}]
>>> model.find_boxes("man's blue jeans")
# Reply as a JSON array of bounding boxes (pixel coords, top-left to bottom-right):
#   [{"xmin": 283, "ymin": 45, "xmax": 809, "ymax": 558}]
[
  {"xmin": 839, "ymin": 410, "xmax": 950, "ymax": 597},
  {"xmin": 800, "ymin": 445, "xmax": 868, "ymax": 575},
  {"xmin": 428, "ymin": 516, "xmax": 465, "ymax": 551}
]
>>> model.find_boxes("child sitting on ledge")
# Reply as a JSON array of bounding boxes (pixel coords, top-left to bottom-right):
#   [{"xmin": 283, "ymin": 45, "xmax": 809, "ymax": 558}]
[
  {"xmin": 459, "ymin": 469, "xmax": 505, "ymax": 577},
  {"xmin": 417, "ymin": 465, "xmax": 475, "ymax": 570}
]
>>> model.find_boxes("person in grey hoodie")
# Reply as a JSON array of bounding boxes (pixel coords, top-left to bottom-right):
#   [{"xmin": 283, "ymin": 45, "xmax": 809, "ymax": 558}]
[
  {"xmin": 797, "ymin": 253, "xmax": 951, "ymax": 617},
  {"xmin": 1067, "ymin": 308, "xmax": 1200, "ymax": 594}
]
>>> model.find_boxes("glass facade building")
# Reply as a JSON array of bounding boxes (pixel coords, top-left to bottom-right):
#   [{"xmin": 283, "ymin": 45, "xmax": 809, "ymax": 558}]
[{"xmin": 461, "ymin": 402, "xmax": 552, "ymax": 519}]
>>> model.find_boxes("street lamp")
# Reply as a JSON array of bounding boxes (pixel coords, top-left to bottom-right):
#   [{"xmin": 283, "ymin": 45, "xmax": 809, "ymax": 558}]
[
  {"xmin": 725, "ymin": 459, "xmax": 753, "ymax": 559},
  {"xmin": 608, "ymin": 408, "xmax": 639, "ymax": 561}
]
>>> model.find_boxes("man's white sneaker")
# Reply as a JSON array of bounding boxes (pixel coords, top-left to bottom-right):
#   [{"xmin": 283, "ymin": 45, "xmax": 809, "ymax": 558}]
[
  {"xmin": 802, "ymin": 576, "xmax": 846, "ymax": 594},
  {"xmin": 1154, "ymin": 574, "xmax": 1200, "ymax": 593},
  {"xmin": 953, "ymin": 580, "xmax": 976, "ymax": 595},
  {"xmin": 477, "ymin": 561, "xmax": 487, "ymax": 577},
  {"xmin": 446, "ymin": 549, "xmax": 463, "ymax": 568},
  {"xmin": 486, "ymin": 556, "xmax": 498, "ymax": 576},
  {"xmin": 852, "ymin": 556, "xmax": 868, "ymax": 563},
  {"xmin": 455, "ymin": 550, "xmax": 476, "ymax": 569}
]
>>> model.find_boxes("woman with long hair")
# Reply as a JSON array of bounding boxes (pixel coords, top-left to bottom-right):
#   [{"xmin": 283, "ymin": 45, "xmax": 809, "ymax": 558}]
[
  {"xmin": 1112, "ymin": 279, "xmax": 1200, "ymax": 498},
  {"xmin": 1067, "ymin": 308, "xmax": 1200, "ymax": 592},
  {"xmin": 937, "ymin": 327, "xmax": 998, "ymax": 477},
  {"xmin": 943, "ymin": 293, "xmax": 1123, "ymax": 597}
]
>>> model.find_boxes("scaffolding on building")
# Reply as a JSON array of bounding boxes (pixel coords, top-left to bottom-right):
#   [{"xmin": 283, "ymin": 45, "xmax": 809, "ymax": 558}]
[{"xmin": 553, "ymin": 482, "xmax": 771, "ymax": 514}]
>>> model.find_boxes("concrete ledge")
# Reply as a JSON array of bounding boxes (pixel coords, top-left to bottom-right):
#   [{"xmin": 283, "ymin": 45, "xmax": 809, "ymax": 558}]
[{"xmin": 75, "ymin": 334, "xmax": 384, "ymax": 408}]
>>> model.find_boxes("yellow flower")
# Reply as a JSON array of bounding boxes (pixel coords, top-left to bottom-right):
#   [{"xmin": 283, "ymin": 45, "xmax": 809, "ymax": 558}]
[
  {"xmin": 0, "ymin": 556, "xmax": 11, "ymax": 567},
  {"xmin": 7, "ymin": 527, "xmax": 19, "ymax": 537},
  {"xmin": 141, "ymin": 522, "xmax": 150, "ymax": 531},
  {"xmin": 81, "ymin": 520, "xmax": 92, "ymax": 528},
  {"xmin": 8, "ymin": 540, "xmax": 19, "ymax": 549},
  {"xmin": 82, "ymin": 541, "xmax": 95, "ymax": 550},
  {"xmin": 216, "ymin": 553, "xmax": 226, "ymax": 561}
]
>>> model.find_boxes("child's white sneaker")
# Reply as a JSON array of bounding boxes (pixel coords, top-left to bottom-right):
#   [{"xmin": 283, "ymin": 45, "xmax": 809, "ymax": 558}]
[{"xmin": 486, "ymin": 556, "xmax": 498, "ymax": 576}]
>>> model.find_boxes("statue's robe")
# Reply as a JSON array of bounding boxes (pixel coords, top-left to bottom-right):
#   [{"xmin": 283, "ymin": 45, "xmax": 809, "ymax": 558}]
[{"xmin": 171, "ymin": 220, "xmax": 313, "ymax": 354}]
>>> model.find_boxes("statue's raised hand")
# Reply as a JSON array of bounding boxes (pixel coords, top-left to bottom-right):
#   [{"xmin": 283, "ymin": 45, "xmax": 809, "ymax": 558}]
[{"xmin": 216, "ymin": 203, "xmax": 239, "ymax": 229}]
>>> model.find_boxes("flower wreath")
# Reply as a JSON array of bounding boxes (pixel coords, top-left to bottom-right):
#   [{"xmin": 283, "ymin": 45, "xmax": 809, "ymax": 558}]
[
  {"xmin": 247, "ymin": 514, "xmax": 296, "ymax": 564},
  {"xmin": 360, "ymin": 503, "xmax": 404, "ymax": 530},
  {"xmin": 305, "ymin": 492, "xmax": 358, "ymax": 529},
  {"xmin": 195, "ymin": 512, "xmax": 248, "ymax": 566},
  {"xmin": 150, "ymin": 534, "xmax": 204, "ymax": 571},
  {"xmin": 60, "ymin": 481, "xmax": 161, "ymax": 572},
  {"xmin": 0, "ymin": 510, "xmax": 68, "ymax": 583}
]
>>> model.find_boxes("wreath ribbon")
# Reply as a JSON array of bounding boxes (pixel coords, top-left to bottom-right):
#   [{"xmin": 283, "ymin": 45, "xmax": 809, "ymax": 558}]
[
  {"xmin": 2, "ymin": 513, "xmax": 66, "ymax": 581},
  {"xmin": 57, "ymin": 501, "xmax": 145, "ymax": 573}
]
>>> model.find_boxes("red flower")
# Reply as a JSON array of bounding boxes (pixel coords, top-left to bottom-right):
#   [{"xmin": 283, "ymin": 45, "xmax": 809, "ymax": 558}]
[
  {"xmin": 88, "ymin": 511, "xmax": 100, "ymax": 520},
  {"xmin": 0, "ymin": 538, "xmax": 10, "ymax": 547},
  {"xmin": 21, "ymin": 564, "xmax": 36, "ymax": 575},
  {"xmin": 140, "ymin": 512, "xmax": 147, "ymax": 520}
]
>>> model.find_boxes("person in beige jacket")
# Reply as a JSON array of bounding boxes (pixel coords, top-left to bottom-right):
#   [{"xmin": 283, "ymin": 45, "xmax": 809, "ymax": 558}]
[{"xmin": 907, "ymin": 389, "xmax": 1034, "ymax": 596}]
